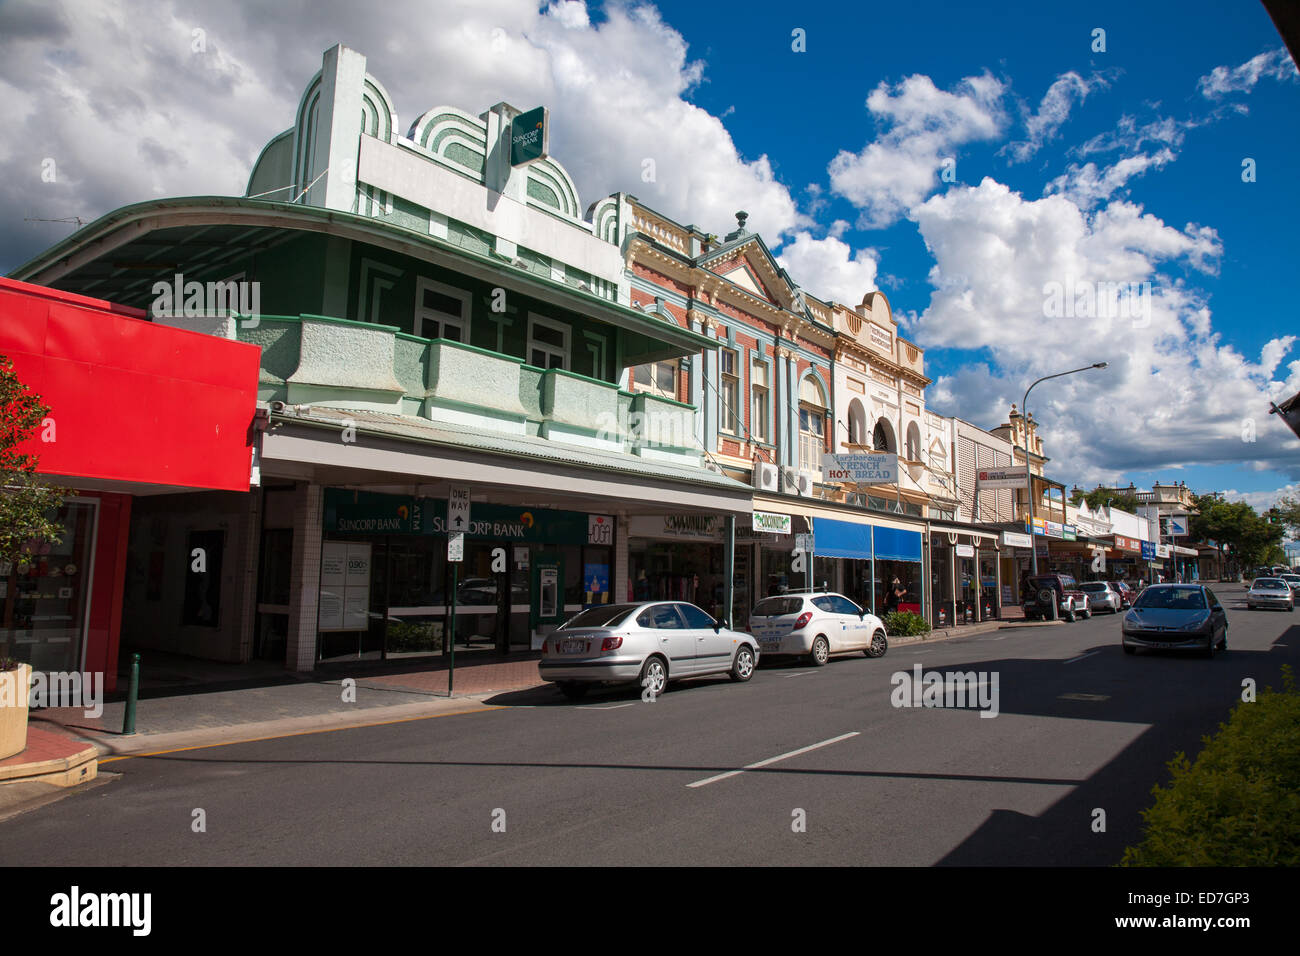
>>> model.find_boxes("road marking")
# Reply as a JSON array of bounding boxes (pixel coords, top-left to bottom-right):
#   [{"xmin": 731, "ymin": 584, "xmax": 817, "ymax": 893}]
[
  {"xmin": 686, "ymin": 731, "xmax": 860, "ymax": 789},
  {"xmin": 1059, "ymin": 693, "xmax": 1110, "ymax": 702},
  {"xmin": 783, "ymin": 671, "xmax": 815, "ymax": 678},
  {"xmin": 584, "ymin": 702, "xmax": 636, "ymax": 710},
  {"xmin": 1064, "ymin": 651, "xmax": 1100, "ymax": 664}
]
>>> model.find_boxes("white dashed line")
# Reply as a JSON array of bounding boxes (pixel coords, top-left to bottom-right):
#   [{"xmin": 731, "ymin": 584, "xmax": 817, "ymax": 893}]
[
  {"xmin": 686, "ymin": 732, "xmax": 860, "ymax": 789},
  {"xmin": 1064, "ymin": 651, "xmax": 1100, "ymax": 664}
]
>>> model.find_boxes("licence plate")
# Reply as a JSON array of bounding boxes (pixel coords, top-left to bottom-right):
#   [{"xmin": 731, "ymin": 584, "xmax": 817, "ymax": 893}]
[
  {"xmin": 761, "ymin": 642, "xmax": 781, "ymax": 650},
  {"xmin": 562, "ymin": 639, "xmax": 588, "ymax": 654}
]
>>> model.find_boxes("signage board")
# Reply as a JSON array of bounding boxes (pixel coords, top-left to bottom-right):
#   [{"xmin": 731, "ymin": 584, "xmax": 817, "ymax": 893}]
[
  {"xmin": 1166, "ymin": 514, "xmax": 1189, "ymax": 537},
  {"xmin": 587, "ymin": 514, "xmax": 614, "ymax": 546},
  {"xmin": 1001, "ymin": 531, "xmax": 1032, "ymax": 549},
  {"xmin": 510, "ymin": 106, "xmax": 549, "ymax": 167},
  {"xmin": 753, "ymin": 511, "xmax": 792, "ymax": 535},
  {"xmin": 1141, "ymin": 541, "xmax": 1156, "ymax": 560},
  {"xmin": 318, "ymin": 541, "xmax": 371, "ymax": 632},
  {"xmin": 448, "ymin": 487, "xmax": 471, "ymax": 535},
  {"xmin": 795, "ymin": 533, "xmax": 814, "ymax": 554},
  {"xmin": 1156, "ymin": 544, "xmax": 1171, "ymax": 559},
  {"xmin": 976, "ymin": 466, "xmax": 1027, "ymax": 489},
  {"xmin": 448, "ymin": 532, "xmax": 464, "ymax": 563},
  {"xmin": 823, "ymin": 453, "xmax": 898, "ymax": 485},
  {"xmin": 1063, "ymin": 525, "xmax": 1078, "ymax": 541},
  {"xmin": 1045, "ymin": 521, "xmax": 1065, "ymax": 540},
  {"xmin": 955, "ymin": 543, "xmax": 976, "ymax": 558},
  {"xmin": 1027, "ymin": 517, "xmax": 1047, "ymax": 536}
]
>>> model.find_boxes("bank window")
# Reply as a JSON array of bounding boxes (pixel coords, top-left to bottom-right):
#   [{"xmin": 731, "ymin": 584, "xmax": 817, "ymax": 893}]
[
  {"xmin": 414, "ymin": 278, "xmax": 470, "ymax": 342},
  {"xmin": 751, "ymin": 361, "xmax": 769, "ymax": 442},
  {"xmin": 633, "ymin": 360, "xmax": 677, "ymax": 399},
  {"xmin": 528, "ymin": 314, "xmax": 569, "ymax": 370},
  {"xmin": 720, "ymin": 347, "xmax": 740, "ymax": 435}
]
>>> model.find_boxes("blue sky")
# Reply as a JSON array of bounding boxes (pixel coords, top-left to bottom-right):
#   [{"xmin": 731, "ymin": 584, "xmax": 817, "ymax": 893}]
[{"xmin": 1, "ymin": 0, "xmax": 1296, "ymax": 509}]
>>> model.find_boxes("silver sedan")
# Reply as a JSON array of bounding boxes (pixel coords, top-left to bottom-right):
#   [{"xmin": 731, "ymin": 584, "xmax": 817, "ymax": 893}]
[
  {"xmin": 539, "ymin": 602, "xmax": 759, "ymax": 700},
  {"xmin": 1079, "ymin": 581, "xmax": 1121, "ymax": 613},
  {"xmin": 1247, "ymin": 578, "xmax": 1295, "ymax": 611}
]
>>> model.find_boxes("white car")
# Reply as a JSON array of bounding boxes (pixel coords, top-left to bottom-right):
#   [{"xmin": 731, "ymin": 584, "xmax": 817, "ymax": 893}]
[
  {"xmin": 1079, "ymin": 581, "xmax": 1121, "ymax": 613},
  {"xmin": 749, "ymin": 591, "xmax": 888, "ymax": 665},
  {"xmin": 539, "ymin": 602, "xmax": 760, "ymax": 699},
  {"xmin": 1247, "ymin": 578, "xmax": 1295, "ymax": 611}
]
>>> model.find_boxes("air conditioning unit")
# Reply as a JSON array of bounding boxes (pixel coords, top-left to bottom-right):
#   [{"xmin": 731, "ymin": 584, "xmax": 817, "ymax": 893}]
[
  {"xmin": 752, "ymin": 462, "xmax": 779, "ymax": 492},
  {"xmin": 782, "ymin": 467, "xmax": 813, "ymax": 496}
]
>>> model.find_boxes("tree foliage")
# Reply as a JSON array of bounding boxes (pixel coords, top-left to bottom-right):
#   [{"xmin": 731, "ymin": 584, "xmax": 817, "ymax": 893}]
[
  {"xmin": 0, "ymin": 354, "xmax": 66, "ymax": 564},
  {"xmin": 1189, "ymin": 492, "xmax": 1284, "ymax": 571},
  {"xmin": 1069, "ymin": 485, "xmax": 1139, "ymax": 513}
]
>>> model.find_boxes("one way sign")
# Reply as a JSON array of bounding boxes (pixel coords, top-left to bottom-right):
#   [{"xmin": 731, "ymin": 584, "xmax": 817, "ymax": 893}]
[{"xmin": 448, "ymin": 487, "xmax": 471, "ymax": 533}]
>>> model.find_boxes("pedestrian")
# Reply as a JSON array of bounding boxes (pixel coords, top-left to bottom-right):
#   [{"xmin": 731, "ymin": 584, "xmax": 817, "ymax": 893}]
[{"xmin": 884, "ymin": 577, "xmax": 905, "ymax": 614}]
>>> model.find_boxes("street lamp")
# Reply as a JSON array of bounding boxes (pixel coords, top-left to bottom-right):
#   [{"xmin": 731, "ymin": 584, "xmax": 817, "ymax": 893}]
[{"xmin": 1023, "ymin": 362, "xmax": 1109, "ymax": 576}]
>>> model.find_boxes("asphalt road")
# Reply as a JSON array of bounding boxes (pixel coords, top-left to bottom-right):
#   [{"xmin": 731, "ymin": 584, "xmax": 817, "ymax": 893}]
[{"xmin": 4, "ymin": 590, "xmax": 1296, "ymax": 866}]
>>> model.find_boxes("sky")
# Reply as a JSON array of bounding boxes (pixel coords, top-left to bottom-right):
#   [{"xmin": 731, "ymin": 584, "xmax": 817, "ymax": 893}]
[{"xmin": 1, "ymin": 0, "xmax": 1298, "ymax": 517}]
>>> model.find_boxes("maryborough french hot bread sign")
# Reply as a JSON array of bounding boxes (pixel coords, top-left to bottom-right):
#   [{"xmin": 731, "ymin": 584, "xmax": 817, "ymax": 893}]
[{"xmin": 510, "ymin": 106, "xmax": 549, "ymax": 167}]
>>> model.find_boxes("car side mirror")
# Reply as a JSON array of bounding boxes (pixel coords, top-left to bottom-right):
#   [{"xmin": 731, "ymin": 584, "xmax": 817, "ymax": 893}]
[{"xmin": 714, "ymin": 618, "xmax": 727, "ymax": 631}]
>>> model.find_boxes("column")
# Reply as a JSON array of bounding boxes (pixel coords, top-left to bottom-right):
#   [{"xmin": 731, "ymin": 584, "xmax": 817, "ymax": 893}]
[{"xmin": 285, "ymin": 482, "xmax": 324, "ymax": 672}]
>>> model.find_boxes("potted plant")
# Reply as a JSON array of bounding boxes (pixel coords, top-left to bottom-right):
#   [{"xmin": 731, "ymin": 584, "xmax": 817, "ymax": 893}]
[{"xmin": 0, "ymin": 657, "xmax": 32, "ymax": 760}]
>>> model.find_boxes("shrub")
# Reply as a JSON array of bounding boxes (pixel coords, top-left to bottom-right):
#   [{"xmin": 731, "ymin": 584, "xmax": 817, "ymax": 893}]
[
  {"xmin": 883, "ymin": 610, "xmax": 931, "ymax": 637},
  {"xmin": 1121, "ymin": 666, "xmax": 1300, "ymax": 866}
]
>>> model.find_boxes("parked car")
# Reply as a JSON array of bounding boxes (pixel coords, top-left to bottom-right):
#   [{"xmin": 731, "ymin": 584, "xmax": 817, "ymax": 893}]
[
  {"xmin": 1122, "ymin": 583, "xmax": 1228, "ymax": 657},
  {"xmin": 1278, "ymin": 573, "xmax": 1300, "ymax": 596},
  {"xmin": 538, "ymin": 601, "xmax": 759, "ymax": 699},
  {"xmin": 749, "ymin": 591, "xmax": 888, "ymax": 665},
  {"xmin": 1079, "ymin": 581, "xmax": 1121, "ymax": 613},
  {"xmin": 1110, "ymin": 581, "xmax": 1136, "ymax": 608},
  {"xmin": 1022, "ymin": 573, "xmax": 1090, "ymax": 622},
  {"xmin": 1246, "ymin": 577, "xmax": 1295, "ymax": 611}
]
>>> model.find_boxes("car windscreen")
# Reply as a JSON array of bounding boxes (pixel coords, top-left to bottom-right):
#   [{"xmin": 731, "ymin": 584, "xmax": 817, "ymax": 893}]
[
  {"xmin": 1133, "ymin": 587, "xmax": 1207, "ymax": 610},
  {"xmin": 559, "ymin": 605, "xmax": 637, "ymax": 629},
  {"xmin": 753, "ymin": 597, "xmax": 804, "ymax": 617}
]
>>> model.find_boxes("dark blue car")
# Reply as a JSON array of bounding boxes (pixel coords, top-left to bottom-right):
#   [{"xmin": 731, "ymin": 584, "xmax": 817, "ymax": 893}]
[{"xmin": 1121, "ymin": 584, "xmax": 1228, "ymax": 657}]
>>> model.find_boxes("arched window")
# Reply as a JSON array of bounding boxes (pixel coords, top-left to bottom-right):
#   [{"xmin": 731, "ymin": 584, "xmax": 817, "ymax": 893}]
[
  {"xmin": 847, "ymin": 399, "xmax": 867, "ymax": 446},
  {"xmin": 906, "ymin": 422, "xmax": 921, "ymax": 461},
  {"xmin": 872, "ymin": 418, "xmax": 896, "ymax": 453}
]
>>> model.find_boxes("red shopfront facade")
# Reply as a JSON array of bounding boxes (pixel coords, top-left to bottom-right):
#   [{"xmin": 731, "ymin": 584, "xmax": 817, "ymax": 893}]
[{"xmin": 1, "ymin": 277, "xmax": 259, "ymax": 690}]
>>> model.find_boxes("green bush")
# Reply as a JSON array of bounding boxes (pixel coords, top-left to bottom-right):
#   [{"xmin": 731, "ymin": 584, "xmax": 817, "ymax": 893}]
[
  {"xmin": 883, "ymin": 610, "xmax": 931, "ymax": 637},
  {"xmin": 1121, "ymin": 666, "xmax": 1300, "ymax": 866}
]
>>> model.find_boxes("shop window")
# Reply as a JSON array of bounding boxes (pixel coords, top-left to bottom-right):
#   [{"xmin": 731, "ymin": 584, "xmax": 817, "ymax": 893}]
[
  {"xmin": 414, "ymin": 278, "xmax": 470, "ymax": 342},
  {"xmin": 528, "ymin": 314, "xmax": 570, "ymax": 369}
]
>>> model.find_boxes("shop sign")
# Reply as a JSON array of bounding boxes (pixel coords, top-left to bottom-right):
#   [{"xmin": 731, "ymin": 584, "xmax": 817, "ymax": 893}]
[
  {"xmin": 510, "ymin": 106, "xmax": 549, "ymax": 167},
  {"xmin": 753, "ymin": 511, "xmax": 792, "ymax": 535},
  {"xmin": 823, "ymin": 453, "xmax": 897, "ymax": 484},
  {"xmin": 630, "ymin": 514, "xmax": 720, "ymax": 540},
  {"xmin": 1141, "ymin": 541, "xmax": 1156, "ymax": 560},
  {"xmin": 1063, "ymin": 525, "xmax": 1078, "ymax": 541},
  {"xmin": 324, "ymin": 489, "xmax": 429, "ymax": 535},
  {"xmin": 1113, "ymin": 534, "xmax": 1142, "ymax": 553},
  {"xmin": 1156, "ymin": 544, "xmax": 1171, "ymax": 559},
  {"xmin": 976, "ymin": 466, "xmax": 1027, "ymax": 489},
  {"xmin": 1166, "ymin": 514, "xmax": 1189, "ymax": 537},
  {"xmin": 1001, "ymin": 531, "xmax": 1032, "ymax": 548},
  {"xmin": 956, "ymin": 543, "xmax": 975, "ymax": 558},
  {"xmin": 1026, "ymin": 517, "xmax": 1047, "ymax": 536},
  {"xmin": 1045, "ymin": 521, "xmax": 1065, "ymax": 539},
  {"xmin": 587, "ymin": 514, "xmax": 614, "ymax": 546},
  {"xmin": 324, "ymin": 489, "xmax": 593, "ymax": 545}
]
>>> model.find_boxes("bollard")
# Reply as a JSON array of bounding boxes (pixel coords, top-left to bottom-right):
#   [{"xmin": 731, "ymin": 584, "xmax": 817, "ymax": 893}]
[{"xmin": 122, "ymin": 653, "xmax": 140, "ymax": 735}]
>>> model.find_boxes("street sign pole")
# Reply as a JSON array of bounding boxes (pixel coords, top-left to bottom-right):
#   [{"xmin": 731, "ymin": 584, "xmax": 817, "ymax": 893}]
[{"xmin": 449, "ymin": 560, "xmax": 457, "ymax": 696}]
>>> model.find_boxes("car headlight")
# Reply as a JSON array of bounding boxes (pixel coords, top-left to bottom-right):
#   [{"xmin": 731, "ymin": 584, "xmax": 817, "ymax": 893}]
[{"xmin": 1179, "ymin": 616, "xmax": 1211, "ymax": 632}]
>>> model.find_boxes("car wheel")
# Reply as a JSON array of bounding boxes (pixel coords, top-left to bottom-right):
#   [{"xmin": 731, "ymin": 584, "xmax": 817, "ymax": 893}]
[
  {"xmin": 639, "ymin": 656, "xmax": 668, "ymax": 697},
  {"xmin": 1065, "ymin": 603, "xmax": 1076, "ymax": 623},
  {"xmin": 559, "ymin": 681, "xmax": 589, "ymax": 700},
  {"xmin": 730, "ymin": 645, "xmax": 755, "ymax": 682},
  {"xmin": 1204, "ymin": 633, "xmax": 1216, "ymax": 659},
  {"xmin": 809, "ymin": 636, "xmax": 830, "ymax": 667},
  {"xmin": 865, "ymin": 629, "xmax": 888, "ymax": 658}
]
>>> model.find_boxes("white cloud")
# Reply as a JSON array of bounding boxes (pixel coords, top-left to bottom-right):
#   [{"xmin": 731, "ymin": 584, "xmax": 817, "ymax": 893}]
[
  {"xmin": 1005, "ymin": 71, "xmax": 1109, "ymax": 163},
  {"xmin": 775, "ymin": 231, "xmax": 878, "ymax": 306},
  {"xmin": 828, "ymin": 72, "xmax": 1006, "ymax": 228},
  {"xmin": 1046, "ymin": 148, "xmax": 1176, "ymax": 209},
  {"xmin": 1198, "ymin": 47, "xmax": 1299, "ymax": 98},
  {"xmin": 909, "ymin": 177, "xmax": 1300, "ymax": 483},
  {"xmin": 0, "ymin": 0, "xmax": 805, "ymax": 270}
]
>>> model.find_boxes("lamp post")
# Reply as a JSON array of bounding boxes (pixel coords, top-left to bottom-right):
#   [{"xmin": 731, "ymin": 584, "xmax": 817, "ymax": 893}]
[{"xmin": 1023, "ymin": 363, "xmax": 1109, "ymax": 576}]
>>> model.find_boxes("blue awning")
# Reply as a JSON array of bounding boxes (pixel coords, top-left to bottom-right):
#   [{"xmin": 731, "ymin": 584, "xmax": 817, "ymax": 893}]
[
  {"xmin": 812, "ymin": 518, "xmax": 873, "ymax": 560},
  {"xmin": 874, "ymin": 526, "xmax": 922, "ymax": 562}
]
